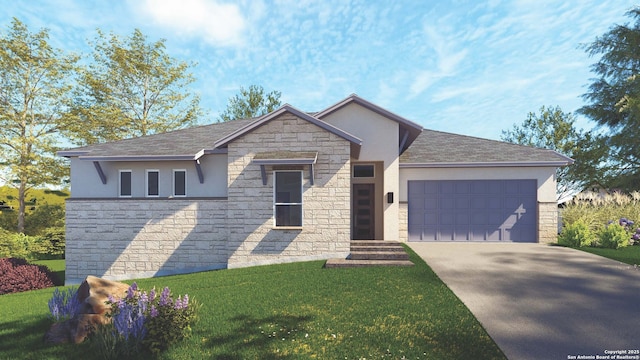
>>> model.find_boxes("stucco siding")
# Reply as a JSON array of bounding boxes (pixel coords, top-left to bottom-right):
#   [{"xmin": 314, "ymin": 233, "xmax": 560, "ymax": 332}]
[
  {"xmin": 226, "ymin": 113, "xmax": 352, "ymax": 267},
  {"xmin": 65, "ymin": 199, "xmax": 227, "ymax": 284},
  {"xmin": 69, "ymin": 155, "xmax": 228, "ymax": 198},
  {"xmin": 321, "ymin": 103, "xmax": 400, "ymax": 241}
]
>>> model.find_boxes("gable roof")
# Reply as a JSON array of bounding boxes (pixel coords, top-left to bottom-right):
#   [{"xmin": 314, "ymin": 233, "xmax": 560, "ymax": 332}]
[
  {"xmin": 58, "ymin": 118, "xmax": 256, "ymax": 160},
  {"xmin": 315, "ymin": 94, "xmax": 423, "ymax": 154},
  {"xmin": 399, "ymin": 129, "xmax": 574, "ymax": 167},
  {"xmin": 214, "ymin": 104, "xmax": 362, "ymax": 148}
]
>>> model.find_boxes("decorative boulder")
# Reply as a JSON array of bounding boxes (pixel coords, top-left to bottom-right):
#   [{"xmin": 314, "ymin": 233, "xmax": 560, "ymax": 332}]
[{"xmin": 45, "ymin": 276, "xmax": 131, "ymax": 344}]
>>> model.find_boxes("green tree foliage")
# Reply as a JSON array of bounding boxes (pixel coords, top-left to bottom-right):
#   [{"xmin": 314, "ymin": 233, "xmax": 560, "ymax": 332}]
[
  {"xmin": 0, "ymin": 18, "xmax": 78, "ymax": 233},
  {"xmin": 501, "ymin": 106, "xmax": 609, "ymax": 201},
  {"xmin": 23, "ymin": 204, "xmax": 64, "ymax": 236},
  {"xmin": 73, "ymin": 29, "xmax": 203, "ymax": 144},
  {"xmin": 219, "ymin": 85, "xmax": 282, "ymax": 122},
  {"xmin": 580, "ymin": 8, "xmax": 640, "ymax": 190}
]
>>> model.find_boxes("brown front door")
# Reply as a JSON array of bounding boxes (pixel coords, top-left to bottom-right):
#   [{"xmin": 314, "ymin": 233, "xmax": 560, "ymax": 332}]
[{"xmin": 353, "ymin": 183, "xmax": 375, "ymax": 239}]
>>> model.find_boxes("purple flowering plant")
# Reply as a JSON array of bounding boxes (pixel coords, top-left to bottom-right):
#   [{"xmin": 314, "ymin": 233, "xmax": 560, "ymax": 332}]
[
  {"xmin": 611, "ymin": 218, "xmax": 640, "ymax": 245},
  {"xmin": 48, "ymin": 287, "xmax": 81, "ymax": 322},
  {"xmin": 102, "ymin": 283, "xmax": 198, "ymax": 355}
]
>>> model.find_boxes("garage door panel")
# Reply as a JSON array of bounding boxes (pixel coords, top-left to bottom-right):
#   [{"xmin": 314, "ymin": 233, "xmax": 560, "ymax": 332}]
[
  {"xmin": 408, "ymin": 180, "xmax": 537, "ymax": 242},
  {"xmin": 424, "ymin": 212, "xmax": 437, "ymax": 225},
  {"xmin": 441, "ymin": 198, "xmax": 455, "ymax": 209},
  {"xmin": 441, "ymin": 213, "xmax": 455, "ymax": 225},
  {"xmin": 455, "ymin": 182, "xmax": 470, "ymax": 194},
  {"xmin": 487, "ymin": 197, "xmax": 502, "ymax": 209},
  {"xmin": 471, "ymin": 212, "xmax": 488, "ymax": 225},
  {"xmin": 456, "ymin": 213, "xmax": 470, "ymax": 225}
]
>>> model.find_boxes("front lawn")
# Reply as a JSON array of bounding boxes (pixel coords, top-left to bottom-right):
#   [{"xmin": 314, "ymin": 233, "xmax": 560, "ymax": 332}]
[
  {"xmin": 31, "ymin": 259, "xmax": 65, "ymax": 286},
  {"xmin": 0, "ymin": 248, "xmax": 505, "ymax": 359},
  {"xmin": 576, "ymin": 245, "xmax": 640, "ymax": 266}
]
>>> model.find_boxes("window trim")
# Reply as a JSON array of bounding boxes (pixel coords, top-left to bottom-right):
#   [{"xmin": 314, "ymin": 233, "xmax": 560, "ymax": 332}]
[
  {"xmin": 173, "ymin": 169, "xmax": 187, "ymax": 197},
  {"xmin": 146, "ymin": 169, "xmax": 160, "ymax": 198},
  {"xmin": 273, "ymin": 170, "xmax": 303, "ymax": 228},
  {"xmin": 119, "ymin": 170, "xmax": 132, "ymax": 198},
  {"xmin": 353, "ymin": 164, "xmax": 375, "ymax": 178}
]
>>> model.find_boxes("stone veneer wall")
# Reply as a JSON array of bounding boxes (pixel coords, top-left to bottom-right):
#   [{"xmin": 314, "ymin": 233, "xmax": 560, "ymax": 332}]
[
  {"xmin": 398, "ymin": 202, "xmax": 408, "ymax": 242},
  {"xmin": 226, "ymin": 113, "xmax": 352, "ymax": 268},
  {"xmin": 65, "ymin": 199, "xmax": 227, "ymax": 284},
  {"xmin": 538, "ymin": 201, "xmax": 559, "ymax": 244}
]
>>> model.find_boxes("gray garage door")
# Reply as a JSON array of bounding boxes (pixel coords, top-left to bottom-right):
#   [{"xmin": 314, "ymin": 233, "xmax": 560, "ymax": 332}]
[{"xmin": 408, "ymin": 180, "xmax": 537, "ymax": 242}]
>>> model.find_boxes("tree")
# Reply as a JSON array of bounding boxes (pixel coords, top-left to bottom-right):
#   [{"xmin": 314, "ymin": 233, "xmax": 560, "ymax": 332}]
[
  {"xmin": 219, "ymin": 85, "xmax": 282, "ymax": 122},
  {"xmin": 0, "ymin": 18, "xmax": 78, "ymax": 233},
  {"xmin": 73, "ymin": 29, "xmax": 202, "ymax": 144},
  {"xmin": 579, "ymin": 7, "xmax": 640, "ymax": 190},
  {"xmin": 501, "ymin": 106, "xmax": 610, "ymax": 202}
]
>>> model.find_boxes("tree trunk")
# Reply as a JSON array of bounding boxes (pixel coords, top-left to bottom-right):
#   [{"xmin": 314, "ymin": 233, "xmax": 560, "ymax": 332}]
[{"xmin": 17, "ymin": 180, "xmax": 26, "ymax": 233}]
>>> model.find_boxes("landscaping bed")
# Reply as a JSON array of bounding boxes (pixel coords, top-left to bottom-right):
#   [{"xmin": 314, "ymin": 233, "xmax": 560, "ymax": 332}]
[{"xmin": 0, "ymin": 248, "xmax": 505, "ymax": 359}]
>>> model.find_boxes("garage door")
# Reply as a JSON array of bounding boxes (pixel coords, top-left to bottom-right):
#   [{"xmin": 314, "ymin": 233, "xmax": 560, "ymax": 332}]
[{"xmin": 408, "ymin": 180, "xmax": 537, "ymax": 242}]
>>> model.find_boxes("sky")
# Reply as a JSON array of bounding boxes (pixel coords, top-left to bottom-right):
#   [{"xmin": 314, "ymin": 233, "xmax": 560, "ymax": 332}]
[{"xmin": 1, "ymin": 0, "xmax": 635, "ymax": 140}]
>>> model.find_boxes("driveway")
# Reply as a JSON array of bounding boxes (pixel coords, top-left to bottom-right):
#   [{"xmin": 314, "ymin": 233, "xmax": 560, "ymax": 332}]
[{"xmin": 408, "ymin": 242, "xmax": 640, "ymax": 360}]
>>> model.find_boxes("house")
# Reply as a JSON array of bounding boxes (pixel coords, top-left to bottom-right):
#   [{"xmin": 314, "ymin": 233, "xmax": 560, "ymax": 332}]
[{"xmin": 58, "ymin": 94, "xmax": 573, "ymax": 284}]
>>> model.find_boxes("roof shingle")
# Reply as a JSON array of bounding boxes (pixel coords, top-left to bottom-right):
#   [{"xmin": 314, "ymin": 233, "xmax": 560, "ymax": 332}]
[{"xmin": 399, "ymin": 129, "xmax": 573, "ymax": 165}]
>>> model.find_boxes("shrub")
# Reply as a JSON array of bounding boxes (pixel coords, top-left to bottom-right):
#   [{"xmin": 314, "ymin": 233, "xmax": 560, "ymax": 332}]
[
  {"xmin": 0, "ymin": 257, "xmax": 57, "ymax": 295},
  {"xmin": 561, "ymin": 191, "xmax": 640, "ymax": 233},
  {"xmin": 91, "ymin": 283, "xmax": 198, "ymax": 358},
  {"xmin": 24, "ymin": 204, "xmax": 65, "ymax": 236},
  {"xmin": 598, "ymin": 223, "xmax": 630, "ymax": 249},
  {"xmin": 558, "ymin": 220, "xmax": 595, "ymax": 247},
  {"xmin": 28, "ymin": 227, "xmax": 66, "ymax": 260},
  {"xmin": 0, "ymin": 229, "xmax": 27, "ymax": 259},
  {"xmin": 632, "ymin": 227, "xmax": 640, "ymax": 245}
]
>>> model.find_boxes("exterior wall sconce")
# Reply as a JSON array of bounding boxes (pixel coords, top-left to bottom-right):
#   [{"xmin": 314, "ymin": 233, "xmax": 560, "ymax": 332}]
[{"xmin": 387, "ymin": 192, "xmax": 394, "ymax": 204}]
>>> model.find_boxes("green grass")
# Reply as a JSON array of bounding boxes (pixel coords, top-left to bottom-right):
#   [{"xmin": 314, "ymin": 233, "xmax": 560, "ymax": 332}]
[
  {"xmin": 0, "ymin": 186, "xmax": 69, "ymax": 209},
  {"xmin": 576, "ymin": 245, "xmax": 640, "ymax": 265},
  {"xmin": 31, "ymin": 259, "xmax": 65, "ymax": 286},
  {"xmin": 0, "ymin": 249, "xmax": 505, "ymax": 360}
]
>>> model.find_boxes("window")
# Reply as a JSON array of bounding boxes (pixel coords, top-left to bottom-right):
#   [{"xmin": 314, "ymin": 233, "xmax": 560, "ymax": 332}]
[
  {"xmin": 353, "ymin": 164, "xmax": 375, "ymax": 178},
  {"xmin": 274, "ymin": 171, "xmax": 302, "ymax": 227},
  {"xmin": 119, "ymin": 170, "xmax": 132, "ymax": 197},
  {"xmin": 146, "ymin": 170, "xmax": 159, "ymax": 197},
  {"xmin": 173, "ymin": 169, "xmax": 186, "ymax": 197}
]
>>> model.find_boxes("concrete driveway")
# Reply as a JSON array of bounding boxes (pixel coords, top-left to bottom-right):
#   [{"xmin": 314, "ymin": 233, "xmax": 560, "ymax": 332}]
[{"xmin": 408, "ymin": 242, "xmax": 640, "ymax": 360}]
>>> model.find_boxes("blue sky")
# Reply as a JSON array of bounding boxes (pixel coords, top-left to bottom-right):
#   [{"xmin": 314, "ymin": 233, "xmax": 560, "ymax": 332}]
[{"xmin": 1, "ymin": 0, "xmax": 635, "ymax": 140}]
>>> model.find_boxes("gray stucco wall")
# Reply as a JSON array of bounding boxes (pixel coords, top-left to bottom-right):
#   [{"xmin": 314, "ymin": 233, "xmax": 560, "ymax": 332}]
[{"xmin": 69, "ymin": 155, "xmax": 228, "ymax": 198}]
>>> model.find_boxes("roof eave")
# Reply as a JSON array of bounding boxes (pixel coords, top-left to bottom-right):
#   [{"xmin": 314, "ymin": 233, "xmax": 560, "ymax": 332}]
[
  {"xmin": 78, "ymin": 155, "xmax": 199, "ymax": 162},
  {"xmin": 57, "ymin": 150, "xmax": 90, "ymax": 158},
  {"xmin": 399, "ymin": 161, "xmax": 573, "ymax": 168}
]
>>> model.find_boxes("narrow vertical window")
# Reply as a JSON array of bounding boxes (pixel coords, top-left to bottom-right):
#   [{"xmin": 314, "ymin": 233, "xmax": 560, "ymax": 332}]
[
  {"xmin": 274, "ymin": 171, "xmax": 303, "ymax": 227},
  {"xmin": 119, "ymin": 170, "xmax": 132, "ymax": 197},
  {"xmin": 146, "ymin": 170, "xmax": 159, "ymax": 197},
  {"xmin": 173, "ymin": 169, "xmax": 186, "ymax": 197}
]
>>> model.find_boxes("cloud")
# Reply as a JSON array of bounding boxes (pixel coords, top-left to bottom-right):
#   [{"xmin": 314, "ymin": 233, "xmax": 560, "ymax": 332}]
[
  {"xmin": 409, "ymin": 23, "xmax": 468, "ymax": 97},
  {"xmin": 135, "ymin": 0, "xmax": 247, "ymax": 46}
]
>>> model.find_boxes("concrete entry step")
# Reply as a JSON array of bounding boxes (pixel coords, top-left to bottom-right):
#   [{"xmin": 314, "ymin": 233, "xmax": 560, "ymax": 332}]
[
  {"xmin": 350, "ymin": 240, "xmax": 403, "ymax": 247},
  {"xmin": 324, "ymin": 240, "xmax": 414, "ymax": 268},
  {"xmin": 350, "ymin": 246, "xmax": 406, "ymax": 252},
  {"xmin": 349, "ymin": 251, "xmax": 409, "ymax": 260}
]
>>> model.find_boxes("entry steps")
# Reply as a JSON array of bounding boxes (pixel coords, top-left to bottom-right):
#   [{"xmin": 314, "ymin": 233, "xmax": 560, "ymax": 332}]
[{"xmin": 325, "ymin": 240, "xmax": 414, "ymax": 268}]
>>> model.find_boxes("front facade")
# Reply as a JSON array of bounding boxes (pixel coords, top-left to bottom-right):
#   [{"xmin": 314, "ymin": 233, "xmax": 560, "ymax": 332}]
[{"xmin": 60, "ymin": 95, "xmax": 572, "ymax": 284}]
